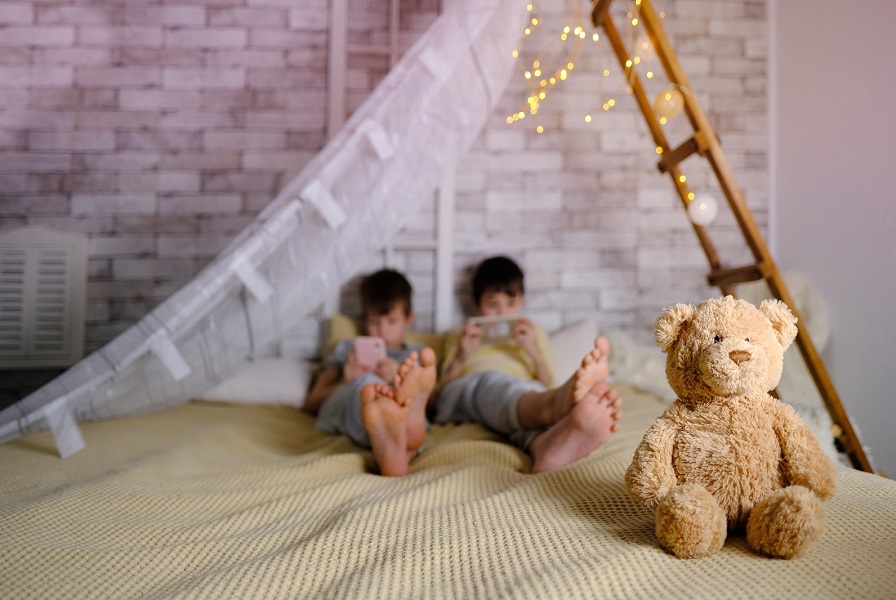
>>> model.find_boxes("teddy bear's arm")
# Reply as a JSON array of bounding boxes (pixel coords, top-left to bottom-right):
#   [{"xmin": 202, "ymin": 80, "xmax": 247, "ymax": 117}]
[
  {"xmin": 625, "ymin": 416, "xmax": 679, "ymax": 508},
  {"xmin": 772, "ymin": 402, "xmax": 837, "ymax": 499}
]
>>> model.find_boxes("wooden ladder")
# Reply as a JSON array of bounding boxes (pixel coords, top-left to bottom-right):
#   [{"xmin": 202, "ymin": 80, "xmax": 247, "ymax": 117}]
[{"xmin": 591, "ymin": 0, "xmax": 872, "ymax": 472}]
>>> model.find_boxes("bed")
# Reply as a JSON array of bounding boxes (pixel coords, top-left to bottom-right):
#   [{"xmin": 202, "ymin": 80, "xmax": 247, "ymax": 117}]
[{"xmin": 3, "ymin": 323, "xmax": 895, "ymax": 599}]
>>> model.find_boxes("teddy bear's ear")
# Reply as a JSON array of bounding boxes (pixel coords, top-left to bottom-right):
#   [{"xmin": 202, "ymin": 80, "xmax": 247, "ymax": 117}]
[
  {"xmin": 759, "ymin": 299, "xmax": 798, "ymax": 350},
  {"xmin": 654, "ymin": 303, "xmax": 695, "ymax": 353}
]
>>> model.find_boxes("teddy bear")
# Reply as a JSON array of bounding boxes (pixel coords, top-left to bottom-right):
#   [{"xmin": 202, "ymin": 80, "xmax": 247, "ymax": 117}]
[{"xmin": 625, "ymin": 295, "xmax": 837, "ymax": 559}]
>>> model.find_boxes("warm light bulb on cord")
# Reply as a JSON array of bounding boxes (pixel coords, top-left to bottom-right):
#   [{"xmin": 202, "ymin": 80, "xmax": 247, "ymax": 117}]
[
  {"xmin": 654, "ymin": 87, "xmax": 684, "ymax": 120},
  {"xmin": 687, "ymin": 194, "xmax": 719, "ymax": 226}
]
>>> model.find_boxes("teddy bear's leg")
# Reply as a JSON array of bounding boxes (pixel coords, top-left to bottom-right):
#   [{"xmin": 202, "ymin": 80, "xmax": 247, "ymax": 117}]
[
  {"xmin": 655, "ymin": 484, "xmax": 727, "ymax": 558},
  {"xmin": 746, "ymin": 485, "xmax": 825, "ymax": 559}
]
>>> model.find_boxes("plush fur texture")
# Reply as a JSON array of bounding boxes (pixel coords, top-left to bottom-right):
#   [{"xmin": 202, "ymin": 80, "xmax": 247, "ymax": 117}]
[{"xmin": 626, "ymin": 296, "xmax": 837, "ymax": 559}]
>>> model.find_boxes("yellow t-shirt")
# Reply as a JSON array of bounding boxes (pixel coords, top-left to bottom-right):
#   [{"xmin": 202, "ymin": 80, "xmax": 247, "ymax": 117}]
[{"xmin": 441, "ymin": 322, "xmax": 554, "ymax": 385}]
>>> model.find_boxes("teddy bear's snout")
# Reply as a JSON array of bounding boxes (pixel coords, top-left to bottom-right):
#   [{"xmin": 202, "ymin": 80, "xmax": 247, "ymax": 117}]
[{"xmin": 729, "ymin": 350, "xmax": 751, "ymax": 365}]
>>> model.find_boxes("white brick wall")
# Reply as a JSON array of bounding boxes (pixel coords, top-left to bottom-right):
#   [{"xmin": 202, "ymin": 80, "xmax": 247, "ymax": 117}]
[{"xmin": 0, "ymin": 0, "xmax": 768, "ymax": 357}]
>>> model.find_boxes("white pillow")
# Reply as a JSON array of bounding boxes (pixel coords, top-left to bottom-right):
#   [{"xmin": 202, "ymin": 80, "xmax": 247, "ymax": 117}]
[
  {"xmin": 549, "ymin": 318, "xmax": 600, "ymax": 382},
  {"xmin": 196, "ymin": 358, "xmax": 312, "ymax": 408}
]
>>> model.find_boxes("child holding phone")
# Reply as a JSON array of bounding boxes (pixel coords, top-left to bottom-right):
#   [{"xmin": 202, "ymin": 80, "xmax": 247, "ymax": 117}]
[
  {"xmin": 435, "ymin": 256, "xmax": 622, "ymax": 474},
  {"xmin": 304, "ymin": 268, "xmax": 436, "ymax": 477}
]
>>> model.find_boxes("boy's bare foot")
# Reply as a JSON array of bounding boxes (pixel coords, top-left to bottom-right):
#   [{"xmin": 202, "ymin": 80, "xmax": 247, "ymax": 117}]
[
  {"xmin": 391, "ymin": 348, "xmax": 437, "ymax": 452},
  {"xmin": 571, "ymin": 335, "xmax": 610, "ymax": 403},
  {"xmin": 517, "ymin": 336, "xmax": 612, "ymax": 429},
  {"xmin": 529, "ymin": 385, "xmax": 621, "ymax": 474},
  {"xmin": 361, "ymin": 382, "xmax": 411, "ymax": 477}
]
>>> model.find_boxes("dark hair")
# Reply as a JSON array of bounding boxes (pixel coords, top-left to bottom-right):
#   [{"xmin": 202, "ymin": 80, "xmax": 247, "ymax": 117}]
[
  {"xmin": 471, "ymin": 256, "xmax": 524, "ymax": 304},
  {"xmin": 360, "ymin": 268, "xmax": 413, "ymax": 317}
]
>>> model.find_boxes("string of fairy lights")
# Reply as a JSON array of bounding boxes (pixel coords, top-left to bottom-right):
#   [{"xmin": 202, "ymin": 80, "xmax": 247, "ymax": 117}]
[{"xmin": 506, "ymin": 0, "xmax": 719, "ymax": 226}]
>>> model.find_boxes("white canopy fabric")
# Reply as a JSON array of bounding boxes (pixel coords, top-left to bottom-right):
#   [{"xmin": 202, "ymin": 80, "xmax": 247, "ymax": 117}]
[{"xmin": 0, "ymin": 0, "xmax": 527, "ymax": 457}]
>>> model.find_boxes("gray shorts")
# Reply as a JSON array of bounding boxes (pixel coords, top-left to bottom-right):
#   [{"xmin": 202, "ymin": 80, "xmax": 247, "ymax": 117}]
[{"xmin": 434, "ymin": 370, "xmax": 545, "ymax": 450}]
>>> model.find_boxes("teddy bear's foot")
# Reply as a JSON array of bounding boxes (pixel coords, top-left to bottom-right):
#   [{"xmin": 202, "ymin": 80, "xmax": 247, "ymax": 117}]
[
  {"xmin": 656, "ymin": 484, "xmax": 727, "ymax": 558},
  {"xmin": 746, "ymin": 485, "xmax": 825, "ymax": 559}
]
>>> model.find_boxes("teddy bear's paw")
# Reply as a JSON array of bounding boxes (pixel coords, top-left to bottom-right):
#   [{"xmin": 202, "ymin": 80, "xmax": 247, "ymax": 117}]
[
  {"xmin": 656, "ymin": 484, "xmax": 727, "ymax": 558},
  {"xmin": 746, "ymin": 485, "xmax": 825, "ymax": 559}
]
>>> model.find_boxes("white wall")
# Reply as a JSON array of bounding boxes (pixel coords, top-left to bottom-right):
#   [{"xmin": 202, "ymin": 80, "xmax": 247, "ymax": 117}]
[{"xmin": 773, "ymin": 0, "xmax": 896, "ymax": 477}]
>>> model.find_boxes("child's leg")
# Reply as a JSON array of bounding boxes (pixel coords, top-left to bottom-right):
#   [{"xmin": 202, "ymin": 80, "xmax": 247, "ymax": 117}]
[
  {"xmin": 433, "ymin": 370, "xmax": 544, "ymax": 434},
  {"xmin": 516, "ymin": 336, "xmax": 613, "ymax": 430},
  {"xmin": 391, "ymin": 347, "xmax": 437, "ymax": 452},
  {"xmin": 515, "ymin": 337, "xmax": 622, "ymax": 473},
  {"xmin": 315, "ymin": 372, "xmax": 383, "ymax": 447},
  {"xmin": 528, "ymin": 386, "xmax": 620, "ymax": 474},
  {"xmin": 361, "ymin": 349, "xmax": 436, "ymax": 477}
]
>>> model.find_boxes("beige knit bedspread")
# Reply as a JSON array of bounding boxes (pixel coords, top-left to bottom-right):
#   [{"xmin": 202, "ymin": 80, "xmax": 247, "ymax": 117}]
[{"xmin": 2, "ymin": 383, "xmax": 895, "ymax": 599}]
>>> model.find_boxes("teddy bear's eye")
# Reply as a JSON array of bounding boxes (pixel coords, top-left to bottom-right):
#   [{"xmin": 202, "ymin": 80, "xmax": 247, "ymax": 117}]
[
  {"xmin": 745, "ymin": 337, "xmax": 750, "ymax": 343},
  {"xmin": 713, "ymin": 335, "xmax": 723, "ymax": 343}
]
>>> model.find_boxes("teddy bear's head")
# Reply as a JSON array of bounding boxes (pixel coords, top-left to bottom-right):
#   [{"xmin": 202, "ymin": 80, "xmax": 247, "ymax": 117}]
[{"xmin": 654, "ymin": 296, "xmax": 798, "ymax": 402}]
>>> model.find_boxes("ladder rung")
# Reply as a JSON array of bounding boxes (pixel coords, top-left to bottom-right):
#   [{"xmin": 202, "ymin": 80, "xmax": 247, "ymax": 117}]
[
  {"xmin": 657, "ymin": 130, "xmax": 715, "ymax": 173},
  {"xmin": 706, "ymin": 263, "xmax": 768, "ymax": 287},
  {"xmin": 591, "ymin": 0, "xmax": 612, "ymax": 25}
]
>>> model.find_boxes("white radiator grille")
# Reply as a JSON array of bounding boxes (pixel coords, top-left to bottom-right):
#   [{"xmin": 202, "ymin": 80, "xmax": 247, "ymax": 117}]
[{"xmin": 0, "ymin": 227, "xmax": 87, "ymax": 369}]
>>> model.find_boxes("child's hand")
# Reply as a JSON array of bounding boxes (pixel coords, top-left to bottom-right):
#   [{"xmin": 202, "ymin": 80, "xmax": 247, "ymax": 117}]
[
  {"xmin": 374, "ymin": 357, "xmax": 400, "ymax": 383},
  {"xmin": 342, "ymin": 349, "xmax": 368, "ymax": 381},
  {"xmin": 512, "ymin": 317, "xmax": 539, "ymax": 357},
  {"xmin": 459, "ymin": 320, "xmax": 483, "ymax": 360}
]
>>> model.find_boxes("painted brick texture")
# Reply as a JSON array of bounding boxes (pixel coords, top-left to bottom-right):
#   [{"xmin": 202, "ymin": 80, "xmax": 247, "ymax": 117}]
[{"xmin": 0, "ymin": 0, "xmax": 767, "ymax": 359}]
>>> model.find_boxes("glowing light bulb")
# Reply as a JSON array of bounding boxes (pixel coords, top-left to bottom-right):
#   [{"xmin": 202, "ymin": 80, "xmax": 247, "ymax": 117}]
[
  {"xmin": 592, "ymin": 33, "xmax": 600, "ymax": 42},
  {"xmin": 656, "ymin": 146, "xmax": 663, "ymax": 154},
  {"xmin": 512, "ymin": 49, "xmax": 519, "ymax": 58},
  {"xmin": 585, "ymin": 114, "xmax": 592, "ymax": 123},
  {"xmin": 603, "ymin": 69, "xmax": 610, "ymax": 77},
  {"xmin": 654, "ymin": 87, "xmax": 684, "ymax": 119},
  {"xmin": 536, "ymin": 125, "xmax": 544, "ymax": 133},
  {"xmin": 687, "ymin": 194, "xmax": 719, "ymax": 226}
]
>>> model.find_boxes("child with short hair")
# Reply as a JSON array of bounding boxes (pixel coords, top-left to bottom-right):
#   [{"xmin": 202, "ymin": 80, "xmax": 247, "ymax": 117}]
[
  {"xmin": 304, "ymin": 268, "xmax": 436, "ymax": 477},
  {"xmin": 434, "ymin": 255, "xmax": 621, "ymax": 473}
]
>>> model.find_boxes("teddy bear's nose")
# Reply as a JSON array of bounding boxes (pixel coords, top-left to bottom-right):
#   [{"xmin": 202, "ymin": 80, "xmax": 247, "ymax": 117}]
[{"xmin": 729, "ymin": 350, "xmax": 751, "ymax": 365}]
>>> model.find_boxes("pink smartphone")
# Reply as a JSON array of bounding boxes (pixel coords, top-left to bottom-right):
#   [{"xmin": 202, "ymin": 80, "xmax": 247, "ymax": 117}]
[{"xmin": 353, "ymin": 336, "xmax": 387, "ymax": 369}]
